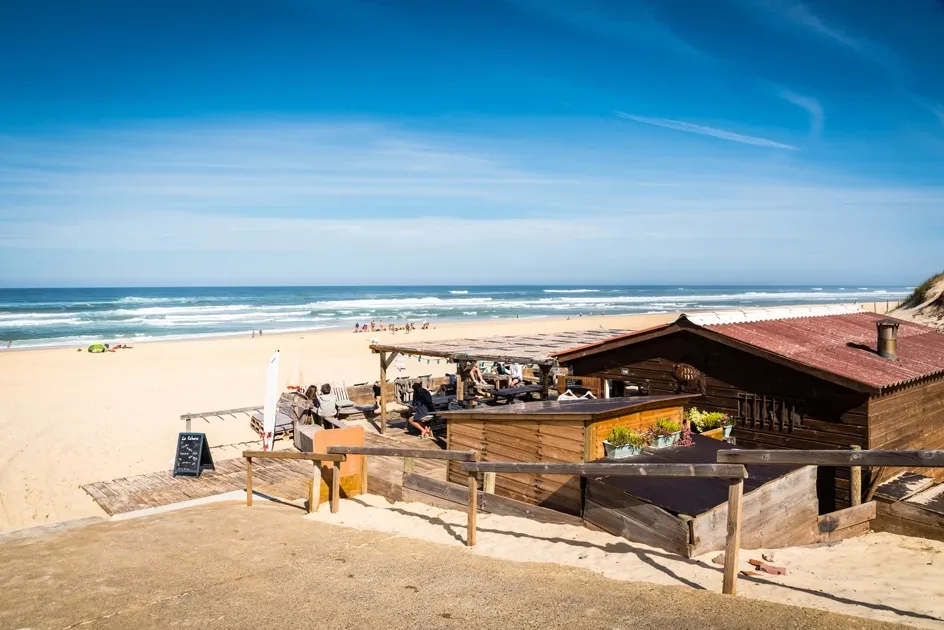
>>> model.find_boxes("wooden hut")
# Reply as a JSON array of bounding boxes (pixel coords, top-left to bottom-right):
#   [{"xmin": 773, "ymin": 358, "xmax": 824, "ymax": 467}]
[
  {"xmin": 554, "ymin": 308, "xmax": 944, "ymax": 512},
  {"xmin": 444, "ymin": 395, "xmax": 697, "ymax": 515}
]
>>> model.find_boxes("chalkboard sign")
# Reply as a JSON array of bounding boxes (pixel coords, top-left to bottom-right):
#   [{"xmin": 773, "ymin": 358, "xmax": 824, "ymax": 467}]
[{"xmin": 173, "ymin": 432, "xmax": 215, "ymax": 477}]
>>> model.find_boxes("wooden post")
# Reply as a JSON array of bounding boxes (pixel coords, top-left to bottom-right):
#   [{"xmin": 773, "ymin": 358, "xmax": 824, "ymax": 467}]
[
  {"xmin": 456, "ymin": 361, "xmax": 466, "ymax": 404},
  {"xmin": 403, "ymin": 457, "xmax": 414, "ymax": 473},
  {"xmin": 467, "ymin": 471, "xmax": 478, "ymax": 547},
  {"xmin": 330, "ymin": 460, "xmax": 341, "ymax": 514},
  {"xmin": 186, "ymin": 417, "xmax": 192, "ymax": 432},
  {"xmin": 379, "ymin": 352, "xmax": 388, "ymax": 435},
  {"xmin": 539, "ymin": 366, "xmax": 550, "ymax": 401},
  {"xmin": 866, "ymin": 466, "xmax": 886, "ymax": 502},
  {"xmin": 483, "ymin": 472, "xmax": 496, "ymax": 494},
  {"xmin": 246, "ymin": 456, "xmax": 253, "ymax": 507},
  {"xmin": 722, "ymin": 477, "xmax": 744, "ymax": 595},
  {"xmin": 360, "ymin": 455, "xmax": 368, "ymax": 495},
  {"xmin": 312, "ymin": 460, "xmax": 322, "ymax": 512},
  {"xmin": 307, "ymin": 480, "xmax": 314, "ymax": 514},
  {"xmin": 850, "ymin": 445, "xmax": 862, "ymax": 507}
]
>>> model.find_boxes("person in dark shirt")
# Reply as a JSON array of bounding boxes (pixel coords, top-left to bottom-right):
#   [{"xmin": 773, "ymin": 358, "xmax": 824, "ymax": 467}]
[{"xmin": 408, "ymin": 382, "xmax": 434, "ymax": 438}]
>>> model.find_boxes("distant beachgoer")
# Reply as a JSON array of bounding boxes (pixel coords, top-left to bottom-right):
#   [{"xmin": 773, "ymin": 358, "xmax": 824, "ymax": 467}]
[
  {"xmin": 251, "ymin": 330, "xmax": 256, "ymax": 339},
  {"xmin": 6, "ymin": 340, "xmax": 11, "ymax": 348},
  {"xmin": 259, "ymin": 329, "xmax": 263, "ymax": 336},
  {"xmin": 354, "ymin": 322, "xmax": 359, "ymax": 333}
]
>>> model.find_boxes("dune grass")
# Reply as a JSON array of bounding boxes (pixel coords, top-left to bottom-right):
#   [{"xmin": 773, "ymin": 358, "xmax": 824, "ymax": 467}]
[{"xmin": 904, "ymin": 271, "xmax": 944, "ymax": 308}]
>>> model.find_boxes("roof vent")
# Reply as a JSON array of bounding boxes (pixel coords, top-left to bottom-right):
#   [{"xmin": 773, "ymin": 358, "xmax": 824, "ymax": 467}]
[{"xmin": 876, "ymin": 319, "xmax": 900, "ymax": 361}]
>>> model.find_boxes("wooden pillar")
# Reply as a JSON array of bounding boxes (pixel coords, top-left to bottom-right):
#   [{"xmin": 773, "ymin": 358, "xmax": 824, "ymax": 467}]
[
  {"xmin": 245, "ymin": 457, "xmax": 253, "ymax": 506},
  {"xmin": 403, "ymin": 457, "xmax": 414, "ymax": 473},
  {"xmin": 850, "ymin": 445, "xmax": 862, "ymax": 507},
  {"xmin": 722, "ymin": 476, "xmax": 744, "ymax": 595},
  {"xmin": 539, "ymin": 365, "xmax": 551, "ymax": 400},
  {"xmin": 330, "ymin": 460, "xmax": 341, "ymax": 514},
  {"xmin": 483, "ymin": 472, "xmax": 496, "ymax": 494},
  {"xmin": 360, "ymin": 455, "xmax": 369, "ymax": 495},
  {"xmin": 467, "ymin": 471, "xmax": 478, "ymax": 547},
  {"xmin": 379, "ymin": 352, "xmax": 388, "ymax": 435},
  {"xmin": 456, "ymin": 361, "xmax": 466, "ymax": 404},
  {"xmin": 307, "ymin": 480, "xmax": 315, "ymax": 514},
  {"xmin": 312, "ymin": 460, "xmax": 323, "ymax": 512}
]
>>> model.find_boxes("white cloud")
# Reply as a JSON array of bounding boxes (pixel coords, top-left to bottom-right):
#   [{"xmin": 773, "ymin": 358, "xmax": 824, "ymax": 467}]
[
  {"xmin": 616, "ymin": 112, "xmax": 798, "ymax": 150},
  {"xmin": 778, "ymin": 89, "xmax": 824, "ymax": 139}
]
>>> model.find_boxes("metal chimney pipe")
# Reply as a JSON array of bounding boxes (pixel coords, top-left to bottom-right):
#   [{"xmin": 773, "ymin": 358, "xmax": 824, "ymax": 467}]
[{"xmin": 876, "ymin": 319, "xmax": 900, "ymax": 361}]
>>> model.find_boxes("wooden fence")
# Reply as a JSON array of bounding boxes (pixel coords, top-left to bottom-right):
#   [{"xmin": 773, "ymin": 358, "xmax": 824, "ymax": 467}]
[
  {"xmin": 459, "ymin": 461, "xmax": 749, "ymax": 596},
  {"xmin": 242, "ymin": 450, "xmax": 347, "ymax": 514}
]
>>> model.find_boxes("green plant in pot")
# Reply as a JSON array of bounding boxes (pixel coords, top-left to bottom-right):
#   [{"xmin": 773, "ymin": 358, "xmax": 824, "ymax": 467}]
[
  {"xmin": 650, "ymin": 418, "xmax": 682, "ymax": 448},
  {"xmin": 687, "ymin": 408, "xmax": 734, "ymax": 438},
  {"xmin": 603, "ymin": 426, "xmax": 645, "ymax": 458}
]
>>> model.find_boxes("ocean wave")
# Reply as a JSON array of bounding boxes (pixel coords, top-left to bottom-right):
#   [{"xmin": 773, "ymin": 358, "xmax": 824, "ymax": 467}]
[
  {"xmin": 449, "ymin": 290, "xmax": 469, "ymax": 294},
  {"xmin": 543, "ymin": 289, "xmax": 600, "ymax": 293}
]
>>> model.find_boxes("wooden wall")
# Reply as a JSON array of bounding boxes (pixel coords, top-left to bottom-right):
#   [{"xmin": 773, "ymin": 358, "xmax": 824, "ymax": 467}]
[
  {"xmin": 566, "ymin": 331, "xmax": 871, "ymax": 511},
  {"xmin": 447, "ymin": 419, "xmax": 585, "ymax": 515},
  {"xmin": 869, "ymin": 377, "xmax": 944, "ymax": 487},
  {"xmin": 585, "ymin": 406, "xmax": 684, "ymax": 461}
]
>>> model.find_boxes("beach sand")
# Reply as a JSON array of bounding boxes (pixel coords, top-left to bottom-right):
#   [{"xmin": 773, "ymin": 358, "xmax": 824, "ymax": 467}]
[
  {"xmin": 307, "ymin": 494, "xmax": 944, "ymax": 628},
  {"xmin": 0, "ymin": 311, "xmax": 680, "ymax": 533}
]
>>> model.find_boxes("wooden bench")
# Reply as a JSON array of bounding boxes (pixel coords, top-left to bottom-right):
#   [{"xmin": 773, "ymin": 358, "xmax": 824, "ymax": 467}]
[{"xmin": 489, "ymin": 384, "xmax": 542, "ymax": 404}]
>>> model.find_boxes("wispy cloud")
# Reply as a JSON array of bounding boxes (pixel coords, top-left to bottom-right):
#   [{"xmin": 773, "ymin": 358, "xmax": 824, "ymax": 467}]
[
  {"xmin": 616, "ymin": 112, "xmax": 798, "ymax": 150},
  {"xmin": 745, "ymin": 0, "xmax": 896, "ymax": 69},
  {"xmin": 778, "ymin": 89, "xmax": 824, "ymax": 139}
]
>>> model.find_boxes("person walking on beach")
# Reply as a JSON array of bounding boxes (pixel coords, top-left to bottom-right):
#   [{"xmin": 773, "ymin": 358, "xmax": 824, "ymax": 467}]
[
  {"xmin": 251, "ymin": 330, "xmax": 255, "ymax": 339},
  {"xmin": 6, "ymin": 340, "xmax": 11, "ymax": 348}
]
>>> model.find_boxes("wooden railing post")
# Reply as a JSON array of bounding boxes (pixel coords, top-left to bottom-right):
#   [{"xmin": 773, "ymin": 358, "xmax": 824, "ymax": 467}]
[
  {"xmin": 330, "ymin": 460, "xmax": 341, "ymax": 514},
  {"xmin": 467, "ymin": 453, "xmax": 479, "ymax": 547},
  {"xmin": 403, "ymin": 457, "xmax": 414, "ymax": 473},
  {"xmin": 722, "ymin": 476, "xmax": 744, "ymax": 595},
  {"xmin": 360, "ymin": 455, "xmax": 369, "ymax": 495},
  {"xmin": 246, "ymin": 456, "xmax": 253, "ymax": 507},
  {"xmin": 311, "ymin": 460, "xmax": 322, "ymax": 513},
  {"xmin": 483, "ymin": 472, "xmax": 496, "ymax": 494},
  {"xmin": 379, "ymin": 352, "xmax": 388, "ymax": 435},
  {"xmin": 850, "ymin": 445, "xmax": 862, "ymax": 507}
]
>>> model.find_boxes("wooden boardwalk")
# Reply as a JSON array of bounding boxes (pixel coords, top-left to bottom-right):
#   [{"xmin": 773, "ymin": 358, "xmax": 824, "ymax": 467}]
[{"xmin": 82, "ymin": 426, "xmax": 447, "ymax": 516}]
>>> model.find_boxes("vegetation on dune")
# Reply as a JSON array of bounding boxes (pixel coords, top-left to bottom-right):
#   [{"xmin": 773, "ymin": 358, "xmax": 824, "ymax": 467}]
[{"xmin": 903, "ymin": 271, "xmax": 944, "ymax": 308}]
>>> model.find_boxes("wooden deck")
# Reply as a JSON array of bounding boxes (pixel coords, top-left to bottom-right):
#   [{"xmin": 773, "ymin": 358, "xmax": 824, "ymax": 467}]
[{"xmin": 82, "ymin": 425, "xmax": 447, "ymax": 516}]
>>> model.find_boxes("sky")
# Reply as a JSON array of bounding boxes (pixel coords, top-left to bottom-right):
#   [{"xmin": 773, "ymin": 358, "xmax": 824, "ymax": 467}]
[{"xmin": 0, "ymin": 0, "xmax": 942, "ymax": 287}]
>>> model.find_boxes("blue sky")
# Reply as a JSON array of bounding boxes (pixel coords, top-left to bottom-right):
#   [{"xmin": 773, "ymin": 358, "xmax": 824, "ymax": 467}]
[{"xmin": 0, "ymin": 0, "xmax": 942, "ymax": 287}]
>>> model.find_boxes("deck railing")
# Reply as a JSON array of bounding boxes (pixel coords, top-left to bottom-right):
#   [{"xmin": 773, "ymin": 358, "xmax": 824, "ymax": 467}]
[
  {"xmin": 242, "ymin": 450, "xmax": 347, "ymax": 514},
  {"xmin": 459, "ymin": 461, "xmax": 749, "ymax": 596}
]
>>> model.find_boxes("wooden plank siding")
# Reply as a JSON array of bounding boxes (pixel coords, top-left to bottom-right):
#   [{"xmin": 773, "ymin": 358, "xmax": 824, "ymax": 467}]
[
  {"xmin": 564, "ymin": 331, "xmax": 873, "ymax": 511},
  {"xmin": 585, "ymin": 407, "xmax": 685, "ymax": 461},
  {"xmin": 447, "ymin": 418, "xmax": 585, "ymax": 514},
  {"xmin": 868, "ymin": 377, "xmax": 944, "ymax": 487}
]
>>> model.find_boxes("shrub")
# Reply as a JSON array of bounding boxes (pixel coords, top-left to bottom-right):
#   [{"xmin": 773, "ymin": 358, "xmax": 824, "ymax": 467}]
[
  {"xmin": 687, "ymin": 407, "xmax": 732, "ymax": 431},
  {"xmin": 606, "ymin": 426, "xmax": 645, "ymax": 448},
  {"xmin": 651, "ymin": 417, "xmax": 681, "ymax": 436}
]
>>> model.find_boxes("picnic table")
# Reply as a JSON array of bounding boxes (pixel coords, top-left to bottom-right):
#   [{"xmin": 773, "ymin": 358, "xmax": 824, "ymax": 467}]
[{"xmin": 489, "ymin": 384, "xmax": 542, "ymax": 404}]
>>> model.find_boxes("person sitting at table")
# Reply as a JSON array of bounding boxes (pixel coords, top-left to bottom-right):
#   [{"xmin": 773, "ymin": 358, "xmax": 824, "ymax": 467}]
[
  {"xmin": 407, "ymin": 382, "xmax": 434, "ymax": 438},
  {"xmin": 314, "ymin": 383, "xmax": 339, "ymax": 424},
  {"xmin": 469, "ymin": 364, "xmax": 492, "ymax": 390},
  {"xmin": 508, "ymin": 363, "xmax": 523, "ymax": 387}
]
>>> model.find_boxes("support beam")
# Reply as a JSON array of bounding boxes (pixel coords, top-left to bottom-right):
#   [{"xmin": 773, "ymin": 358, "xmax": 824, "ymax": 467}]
[
  {"xmin": 467, "ymin": 451, "xmax": 480, "ymax": 547},
  {"xmin": 865, "ymin": 466, "xmax": 887, "ymax": 502},
  {"xmin": 379, "ymin": 351, "xmax": 388, "ymax": 435},
  {"xmin": 539, "ymin": 367, "xmax": 551, "ymax": 401},
  {"xmin": 462, "ymin": 461, "xmax": 747, "ymax": 479},
  {"xmin": 718, "ymin": 449, "xmax": 944, "ymax": 467},
  {"xmin": 330, "ymin": 460, "xmax": 341, "ymax": 514},
  {"xmin": 850, "ymin": 445, "xmax": 862, "ymax": 507},
  {"xmin": 311, "ymin": 461, "xmax": 323, "ymax": 513},
  {"xmin": 722, "ymin": 477, "xmax": 744, "ymax": 596},
  {"xmin": 246, "ymin": 457, "xmax": 253, "ymax": 507},
  {"xmin": 483, "ymin": 472, "xmax": 496, "ymax": 494},
  {"xmin": 242, "ymin": 450, "xmax": 345, "ymax": 462},
  {"xmin": 328, "ymin": 446, "xmax": 479, "ymax": 462}
]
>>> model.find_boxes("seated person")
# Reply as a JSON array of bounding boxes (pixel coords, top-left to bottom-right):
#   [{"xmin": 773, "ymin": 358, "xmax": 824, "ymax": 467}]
[
  {"xmin": 508, "ymin": 363, "xmax": 523, "ymax": 387},
  {"xmin": 314, "ymin": 383, "xmax": 339, "ymax": 424},
  {"xmin": 407, "ymin": 382, "xmax": 434, "ymax": 438}
]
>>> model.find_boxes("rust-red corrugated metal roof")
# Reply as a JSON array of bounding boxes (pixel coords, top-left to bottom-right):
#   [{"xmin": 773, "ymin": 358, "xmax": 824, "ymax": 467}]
[{"xmin": 704, "ymin": 312, "xmax": 944, "ymax": 391}]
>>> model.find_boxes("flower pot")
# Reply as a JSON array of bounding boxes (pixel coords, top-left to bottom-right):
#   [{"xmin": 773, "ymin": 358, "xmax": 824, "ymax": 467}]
[
  {"xmin": 701, "ymin": 427, "xmax": 724, "ymax": 440},
  {"xmin": 654, "ymin": 434, "xmax": 673, "ymax": 448},
  {"xmin": 603, "ymin": 441, "xmax": 641, "ymax": 459},
  {"xmin": 671, "ymin": 431, "xmax": 681, "ymax": 444},
  {"xmin": 723, "ymin": 425, "xmax": 733, "ymax": 438}
]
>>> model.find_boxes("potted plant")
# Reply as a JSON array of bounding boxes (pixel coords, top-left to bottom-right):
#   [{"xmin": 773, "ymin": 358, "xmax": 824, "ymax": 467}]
[
  {"xmin": 686, "ymin": 408, "xmax": 730, "ymax": 440},
  {"xmin": 650, "ymin": 418, "xmax": 681, "ymax": 448},
  {"xmin": 722, "ymin": 414, "xmax": 735, "ymax": 438},
  {"xmin": 603, "ymin": 426, "xmax": 645, "ymax": 459}
]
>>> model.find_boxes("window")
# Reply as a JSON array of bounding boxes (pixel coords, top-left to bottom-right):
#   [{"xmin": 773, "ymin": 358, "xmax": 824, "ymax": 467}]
[{"xmin": 736, "ymin": 393, "xmax": 802, "ymax": 430}]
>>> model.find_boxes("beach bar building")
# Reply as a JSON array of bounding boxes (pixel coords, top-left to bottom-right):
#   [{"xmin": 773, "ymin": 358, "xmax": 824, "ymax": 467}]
[{"xmin": 553, "ymin": 308, "xmax": 944, "ymax": 513}]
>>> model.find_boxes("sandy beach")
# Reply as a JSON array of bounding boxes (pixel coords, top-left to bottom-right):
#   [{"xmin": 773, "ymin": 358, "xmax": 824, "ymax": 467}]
[
  {"xmin": 0, "ymin": 311, "xmax": 682, "ymax": 533},
  {"xmin": 0, "ymin": 303, "xmax": 905, "ymax": 533}
]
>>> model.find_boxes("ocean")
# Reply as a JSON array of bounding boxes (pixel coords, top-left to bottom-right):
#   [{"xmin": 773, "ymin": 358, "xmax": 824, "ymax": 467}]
[{"xmin": 0, "ymin": 285, "xmax": 912, "ymax": 349}]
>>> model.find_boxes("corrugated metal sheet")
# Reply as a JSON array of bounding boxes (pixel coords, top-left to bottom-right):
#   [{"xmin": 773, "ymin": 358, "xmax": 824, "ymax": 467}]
[
  {"xmin": 690, "ymin": 303, "xmax": 863, "ymax": 326},
  {"xmin": 706, "ymin": 312, "xmax": 944, "ymax": 391}
]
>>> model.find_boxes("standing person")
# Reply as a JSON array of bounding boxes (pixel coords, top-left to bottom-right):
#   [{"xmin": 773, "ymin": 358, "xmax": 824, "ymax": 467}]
[
  {"xmin": 354, "ymin": 322, "xmax": 360, "ymax": 333},
  {"xmin": 251, "ymin": 330, "xmax": 255, "ymax": 339},
  {"xmin": 259, "ymin": 329, "xmax": 263, "ymax": 336},
  {"xmin": 407, "ymin": 382, "xmax": 434, "ymax": 438},
  {"xmin": 6, "ymin": 340, "xmax": 11, "ymax": 348}
]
